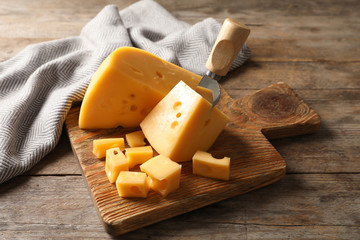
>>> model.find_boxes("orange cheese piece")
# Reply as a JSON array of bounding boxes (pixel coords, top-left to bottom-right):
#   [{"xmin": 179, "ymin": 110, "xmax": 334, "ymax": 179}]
[
  {"xmin": 125, "ymin": 146, "xmax": 153, "ymax": 169},
  {"xmin": 125, "ymin": 130, "xmax": 146, "ymax": 148},
  {"xmin": 79, "ymin": 47, "xmax": 201, "ymax": 129},
  {"xmin": 116, "ymin": 171, "xmax": 149, "ymax": 198},
  {"xmin": 192, "ymin": 151, "xmax": 230, "ymax": 180},
  {"xmin": 140, "ymin": 155, "xmax": 181, "ymax": 197},
  {"xmin": 140, "ymin": 81, "xmax": 229, "ymax": 162},
  {"xmin": 105, "ymin": 147, "xmax": 128, "ymax": 183},
  {"xmin": 195, "ymin": 86, "xmax": 213, "ymax": 103},
  {"xmin": 93, "ymin": 138, "xmax": 125, "ymax": 158}
]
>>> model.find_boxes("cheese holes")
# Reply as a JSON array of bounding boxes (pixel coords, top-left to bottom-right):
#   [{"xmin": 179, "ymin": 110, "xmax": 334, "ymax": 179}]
[
  {"xmin": 129, "ymin": 94, "xmax": 137, "ymax": 111},
  {"xmin": 173, "ymin": 101, "xmax": 182, "ymax": 111},
  {"xmin": 130, "ymin": 105, "xmax": 137, "ymax": 111},
  {"xmin": 174, "ymin": 102, "xmax": 182, "ymax": 120},
  {"xmin": 156, "ymin": 71, "xmax": 163, "ymax": 78},
  {"xmin": 113, "ymin": 150, "xmax": 119, "ymax": 155},
  {"xmin": 171, "ymin": 121, "xmax": 178, "ymax": 129}
]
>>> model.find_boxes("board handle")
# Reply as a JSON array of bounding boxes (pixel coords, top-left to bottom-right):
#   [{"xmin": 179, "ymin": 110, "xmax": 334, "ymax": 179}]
[
  {"xmin": 218, "ymin": 82, "xmax": 321, "ymax": 140},
  {"xmin": 206, "ymin": 18, "xmax": 250, "ymax": 76}
]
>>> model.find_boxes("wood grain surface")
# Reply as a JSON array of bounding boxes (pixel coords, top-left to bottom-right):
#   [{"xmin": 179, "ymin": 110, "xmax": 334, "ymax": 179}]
[{"xmin": 0, "ymin": 0, "xmax": 359, "ymax": 239}]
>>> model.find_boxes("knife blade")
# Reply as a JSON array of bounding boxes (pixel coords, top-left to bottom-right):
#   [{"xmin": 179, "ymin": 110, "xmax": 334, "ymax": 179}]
[{"xmin": 199, "ymin": 18, "xmax": 250, "ymax": 107}]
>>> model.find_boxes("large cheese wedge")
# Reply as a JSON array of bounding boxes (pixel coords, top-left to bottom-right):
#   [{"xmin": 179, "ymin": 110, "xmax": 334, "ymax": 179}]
[
  {"xmin": 140, "ymin": 81, "xmax": 230, "ymax": 162},
  {"xmin": 79, "ymin": 47, "xmax": 201, "ymax": 129}
]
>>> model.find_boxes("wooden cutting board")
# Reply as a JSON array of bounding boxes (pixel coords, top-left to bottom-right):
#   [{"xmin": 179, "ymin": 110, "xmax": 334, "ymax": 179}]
[{"xmin": 65, "ymin": 82, "xmax": 320, "ymax": 236}]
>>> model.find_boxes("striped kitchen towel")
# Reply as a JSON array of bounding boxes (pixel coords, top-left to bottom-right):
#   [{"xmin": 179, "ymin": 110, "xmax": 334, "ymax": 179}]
[{"xmin": 0, "ymin": 0, "xmax": 250, "ymax": 183}]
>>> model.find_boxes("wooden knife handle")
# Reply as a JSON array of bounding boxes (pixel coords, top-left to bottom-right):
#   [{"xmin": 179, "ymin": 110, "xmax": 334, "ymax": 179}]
[{"xmin": 206, "ymin": 18, "xmax": 250, "ymax": 76}]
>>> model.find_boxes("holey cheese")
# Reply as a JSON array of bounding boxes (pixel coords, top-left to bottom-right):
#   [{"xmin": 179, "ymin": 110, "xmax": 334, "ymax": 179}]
[
  {"xmin": 140, "ymin": 155, "xmax": 181, "ymax": 197},
  {"xmin": 79, "ymin": 47, "xmax": 201, "ymax": 129},
  {"xmin": 93, "ymin": 138, "xmax": 125, "ymax": 159},
  {"xmin": 116, "ymin": 171, "xmax": 149, "ymax": 198},
  {"xmin": 140, "ymin": 81, "xmax": 230, "ymax": 162},
  {"xmin": 192, "ymin": 151, "xmax": 230, "ymax": 180}
]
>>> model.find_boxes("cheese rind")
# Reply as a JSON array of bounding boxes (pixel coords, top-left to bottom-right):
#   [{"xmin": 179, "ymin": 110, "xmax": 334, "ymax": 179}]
[
  {"xmin": 140, "ymin": 81, "xmax": 229, "ymax": 162},
  {"xmin": 105, "ymin": 147, "xmax": 128, "ymax": 183},
  {"xmin": 140, "ymin": 155, "xmax": 181, "ymax": 197},
  {"xmin": 192, "ymin": 151, "xmax": 230, "ymax": 180},
  {"xmin": 125, "ymin": 146, "xmax": 153, "ymax": 169},
  {"xmin": 93, "ymin": 138, "xmax": 125, "ymax": 158},
  {"xmin": 116, "ymin": 171, "xmax": 149, "ymax": 198},
  {"xmin": 79, "ymin": 47, "xmax": 201, "ymax": 129},
  {"xmin": 125, "ymin": 130, "xmax": 146, "ymax": 148}
]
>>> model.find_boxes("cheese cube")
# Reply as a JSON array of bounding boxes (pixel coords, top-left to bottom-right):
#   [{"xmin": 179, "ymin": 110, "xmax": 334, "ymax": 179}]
[
  {"xmin": 79, "ymin": 47, "xmax": 201, "ymax": 129},
  {"xmin": 125, "ymin": 146, "xmax": 153, "ymax": 169},
  {"xmin": 140, "ymin": 81, "xmax": 229, "ymax": 162},
  {"xmin": 192, "ymin": 151, "xmax": 230, "ymax": 180},
  {"xmin": 105, "ymin": 147, "xmax": 128, "ymax": 183},
  {"xmin": 140, "ymin": 155, "xmax": 181, "ymax": 197},
  {"xmin": 125, "ymin": 130, "xmax": 146, "ymax": 147},
  {"xmin": 116, "ymin": 171, "xmax": 149, "ymax": 198},
  {"xmin": 93, "ymin": 138, "xmax": 125, "ymax": 158}
]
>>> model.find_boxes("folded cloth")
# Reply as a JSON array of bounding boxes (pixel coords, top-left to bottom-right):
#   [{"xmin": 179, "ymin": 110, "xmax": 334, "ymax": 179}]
[{"xmin": 0, "ymin": 0, "xmax": 250, "ymax": 184}]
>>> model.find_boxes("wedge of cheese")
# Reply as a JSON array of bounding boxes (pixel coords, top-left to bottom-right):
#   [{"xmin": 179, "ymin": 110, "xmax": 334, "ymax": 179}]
[
  {"xmin": 140, "ymin": 81, "xmax": 229, "ymax": 162},
  {"xmin": 140, "ymin": 155, "xmax": 181, "ymax": 197},
  {"xmin": 195, "ymin": 86, "xmax": 213, "ymax": 103},
  {"xmin": 79, "ymin": 47, "xmax": 201, "ymax": 129}
]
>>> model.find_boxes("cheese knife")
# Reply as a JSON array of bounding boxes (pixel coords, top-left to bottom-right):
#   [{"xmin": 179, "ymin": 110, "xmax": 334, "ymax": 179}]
[{"xmin": 198, "ymin": 18, "xmax": 250, "ymax": 106}]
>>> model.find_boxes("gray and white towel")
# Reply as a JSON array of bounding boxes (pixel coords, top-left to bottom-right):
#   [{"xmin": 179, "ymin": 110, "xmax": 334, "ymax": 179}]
[{"xmin": 0, "ymin": 0, "xmax": 250, "ymax": 183}]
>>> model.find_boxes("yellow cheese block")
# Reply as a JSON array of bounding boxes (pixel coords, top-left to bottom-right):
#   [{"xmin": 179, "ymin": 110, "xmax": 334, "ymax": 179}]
[
  {"xmin": 140, "ymin": 155, "xmax": 181, "ymax": 197},
  {"xmin": 192, "ymin": 150, "xmax": 230, "ymax": 180},
  {"xmin": 105, "ymin": 147, "xmax": 128, "ymax": 183},
  {"xmin": 93, "ymin": 138, "xmax": 125, "ymax": 158},
  {"xmin": 79, "ymin": 47, "xmax": 201, "ymax": 129},
  {"xmin": 195, "ymin": 86, "xmax": 213, "ymax": 103},
  {"xmin": 125, "ymin": 130, "xmax": 146, "ymax": 148},
  {"xmin": 125, "ymin": 146, "xmax": 153, "ymax": 169},
  {"xmin": 140, "ymin": 81, "xmax": 230, "ymax": 162},
  {"xmin": 116, "ymin": 171, "xmax": 149, "ymax": 198}
]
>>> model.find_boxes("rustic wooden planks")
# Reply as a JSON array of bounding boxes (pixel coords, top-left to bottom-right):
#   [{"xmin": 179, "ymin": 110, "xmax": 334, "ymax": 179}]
[
  {"xmin": 1, "ymin": 0, "xmax": 359, "ymax": 239},
  {"xmin": 1, "ymin": 174, "xmax": 359, "ymax": 239},
  {"xmin": 65, "ymin": 82, "xmax": 320, "ymax": 235}
]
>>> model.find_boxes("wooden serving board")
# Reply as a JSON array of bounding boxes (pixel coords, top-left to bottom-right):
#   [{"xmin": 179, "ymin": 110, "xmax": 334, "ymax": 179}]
[{"xmin": 65, "ymin": 82, "xmax": 320, "ymax": 236}]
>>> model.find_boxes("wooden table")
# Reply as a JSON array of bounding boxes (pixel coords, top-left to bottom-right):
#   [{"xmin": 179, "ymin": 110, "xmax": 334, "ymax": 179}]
[{"xmin": 1, "ymin": 0, "xmax": 359, "ymax": 239}]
